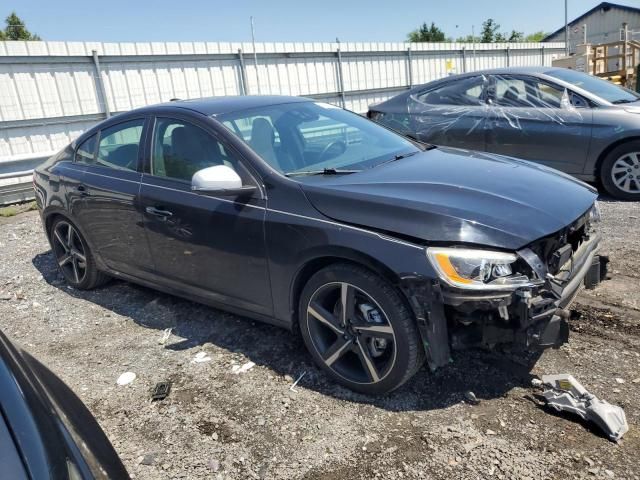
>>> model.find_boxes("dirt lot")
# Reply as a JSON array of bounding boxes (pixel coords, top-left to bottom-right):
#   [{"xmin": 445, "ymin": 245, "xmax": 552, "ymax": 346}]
[{"xmin": 0, "ymin": 199, "xmax": 638, "ymax": 480}]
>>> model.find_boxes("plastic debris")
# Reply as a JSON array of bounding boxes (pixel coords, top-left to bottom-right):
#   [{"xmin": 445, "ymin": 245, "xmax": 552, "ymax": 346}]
[
  {"xmin": 191, "ymin": 351, "xmax": 212, "ymax": 363},
  {"xmin": 231, "ymin": 361, "xmax": 255, "ymax": 374},
  {"xmin": 158, "ymin": 328, "xmax": 173, "ymax": 345},
  {"xmin": 117, "ymin": 371, "xmax": 136, "ymax": 386},
  {"xmin": 151, "ymin": 381, "xmax": 172, "ymax": 401},
  {"xmin": 289, "ymin": 371, "xmax": 307, "ymax": 392},
  {"xmin": 539, "ymin": 374, "xmax": 629, "ymax": 442}
]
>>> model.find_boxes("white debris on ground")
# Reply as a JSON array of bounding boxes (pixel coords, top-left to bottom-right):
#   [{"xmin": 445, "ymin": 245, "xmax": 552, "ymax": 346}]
[
  {"xmin": 231, "ymin": 361, "xmax": 255, "ymax": 374},
  {"xmin": 539, "ymin": 374, "xmax": 629, "ymax": 442},
  {"xmin": 117, "ymin": 372, "xmax": 137, "ymax": 386},
  {"xmin": 191, "ymin": 351, "xmax": 212, "ymax": 363}
]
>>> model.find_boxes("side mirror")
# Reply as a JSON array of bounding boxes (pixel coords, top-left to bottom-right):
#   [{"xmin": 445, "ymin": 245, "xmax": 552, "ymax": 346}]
[{"xmin": 191, "ymin": 165, "xmax": 256, "ymax": 197}]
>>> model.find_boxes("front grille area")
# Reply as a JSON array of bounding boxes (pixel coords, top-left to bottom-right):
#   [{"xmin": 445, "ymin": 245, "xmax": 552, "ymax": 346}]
[{"xmin": 528, "ymin": 211, "xmax": 592, "ymax": 277}]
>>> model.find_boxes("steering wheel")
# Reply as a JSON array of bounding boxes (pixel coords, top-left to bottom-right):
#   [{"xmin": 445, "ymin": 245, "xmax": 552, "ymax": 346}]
[{"xmin": 318, "ymin": 140, "xmax": 347, "ymax": 162}]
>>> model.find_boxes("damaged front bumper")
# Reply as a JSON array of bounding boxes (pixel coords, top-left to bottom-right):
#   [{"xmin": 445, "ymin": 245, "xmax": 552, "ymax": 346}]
[{"xmin": 403, "ymin": 230, "xmax": 609, "ymax": 371}]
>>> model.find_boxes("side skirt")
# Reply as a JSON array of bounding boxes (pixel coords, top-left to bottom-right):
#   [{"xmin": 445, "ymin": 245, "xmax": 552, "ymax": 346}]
[{"xmin": 98, "ymin": 267, "xmax": 291, "ymax": 331}]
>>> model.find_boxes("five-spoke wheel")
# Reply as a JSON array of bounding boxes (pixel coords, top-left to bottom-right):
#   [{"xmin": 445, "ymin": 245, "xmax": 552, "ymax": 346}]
[
  {"xmin": 306, "ymin": 282, "xmax": 397, "ymax": 385},
  {"xmin": 299, "ymin": 263, "xmax": 424, "ymax": 394},
  {"xmin": 49, "ymin": 217, "xmax": 109, "ymax": 289},
  {"xmin": 52, "ymin": 220, "xmax": 88, "ymax": 284}
]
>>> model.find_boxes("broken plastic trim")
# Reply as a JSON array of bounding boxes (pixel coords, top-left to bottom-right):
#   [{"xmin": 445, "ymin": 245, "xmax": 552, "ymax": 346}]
[{"xmin": 540, "ymin": 374, "xmax": 629, "ymax": 443}]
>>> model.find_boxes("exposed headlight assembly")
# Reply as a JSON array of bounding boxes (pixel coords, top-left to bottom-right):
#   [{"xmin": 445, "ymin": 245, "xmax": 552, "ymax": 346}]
[{"xmin": 426, "ymin": 247, "xmax": 534, "ymax": 290}]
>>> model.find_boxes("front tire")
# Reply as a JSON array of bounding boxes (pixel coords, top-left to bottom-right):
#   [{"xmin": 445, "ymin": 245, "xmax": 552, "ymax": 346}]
[
  {"xmin": 298, "ymin": 263, "xmax": 424, "ymax": 394},
  {"xmin": 49, "ymin": 217, "xmax": 109, "ymax": 290},
  {"xmin": 600, "ymin": 141, "xmax": 640, "ymax": 200}
]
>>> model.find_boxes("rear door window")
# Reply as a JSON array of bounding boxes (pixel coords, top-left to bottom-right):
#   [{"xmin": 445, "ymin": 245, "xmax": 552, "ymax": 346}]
[
  {"xmin": 95, "ymin": 119, "xmax": 145, "ymax": 171},
  {"xmin": 415, "ymin": 76, "xmax": 487, "ymax": 106},
  {"xmin": 491, "ymin": 76, "xmax": 570, "ymax": 109}
]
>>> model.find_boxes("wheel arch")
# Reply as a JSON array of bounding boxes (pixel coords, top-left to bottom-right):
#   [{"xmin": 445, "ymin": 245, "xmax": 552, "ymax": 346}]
[
  {"xmin": 594, "ymin": 135, "xmax": 640, "ymax": 181},
  {"xmin": 43, "ymin": 209, "xmax": 83, "ymax": 241},
  {"xmin": 289, "ymin": 248, "xmax": 406, "ymax": 332},
  {"xmin": 42, "ymin": 210, "xmax": 73, "ymax": 248},
  {"xmin": 42, "ymin": 209, "xmax": 101, "ymax": 264}
]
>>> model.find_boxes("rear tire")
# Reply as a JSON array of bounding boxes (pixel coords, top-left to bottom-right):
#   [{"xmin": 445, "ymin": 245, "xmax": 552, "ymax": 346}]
[
  {"xmin": 600, "ymin": 141, "xmax": 640, "ymax": 200},
  {"xmin": 298, "ymin": 263, "xmax": 424, "ymax": 395},
  {"xmin": 49, "ymin": 217, "xmax": 109, "ymax": 290}
]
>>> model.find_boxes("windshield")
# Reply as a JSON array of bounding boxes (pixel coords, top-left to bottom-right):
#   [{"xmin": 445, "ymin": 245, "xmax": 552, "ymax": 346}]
[
  {"xmin": 217, "ymin": 101, "xmax": 421, "ymax": 176},
  {"xmin": 546, "ymin": 68, "xmax": 640, "ymax": 104}
]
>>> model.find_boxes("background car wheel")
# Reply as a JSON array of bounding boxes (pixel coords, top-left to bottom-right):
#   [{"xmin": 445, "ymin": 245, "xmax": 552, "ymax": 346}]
[
  {"xmin": 601, "ymin": 141, "xmax": 640, "ymax": 201},
  {"xmin": 299, "ymin": 263, "xmax": 424, "ymax": 394},
  {"xmin": 50, "ymin": 217, "xmax": 109, "ymax": 290}
]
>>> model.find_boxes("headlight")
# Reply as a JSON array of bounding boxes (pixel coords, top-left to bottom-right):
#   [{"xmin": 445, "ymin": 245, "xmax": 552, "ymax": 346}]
[
  {"xmin": 589, "ymin": 201, "xmax": 601, "ymax": 224},
  {"xmin": 426, "ymin": 247, "xmax": 533, "ymax": 290}
]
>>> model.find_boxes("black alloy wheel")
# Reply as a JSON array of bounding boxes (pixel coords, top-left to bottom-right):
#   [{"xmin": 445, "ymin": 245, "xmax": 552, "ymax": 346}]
[
  {"xmin": 299, "ymin": 264, "xmax": 424, "ymax": 394},
  {"xmin": 50, "ymin": 218, "xmax": 109, "ymax": 290}
]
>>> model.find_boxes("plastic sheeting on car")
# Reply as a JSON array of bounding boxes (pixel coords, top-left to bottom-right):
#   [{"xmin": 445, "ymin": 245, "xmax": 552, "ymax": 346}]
[
  {"xmin": 377, "ymin": 74, "xmax": 588, "ymax": 151},
  {"xmin": 372, "ymin": 74, "xmax": 594, "ymax": 172},
  {"xmin": 419, "ymin": 74, "xmax": 583, "ymax": 128}
]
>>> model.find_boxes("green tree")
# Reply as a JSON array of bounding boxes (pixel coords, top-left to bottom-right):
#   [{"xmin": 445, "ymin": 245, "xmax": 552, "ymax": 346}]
[
  {"xmin": 407, "ymin": 22, "xmax": 446, "ymax": 42},
  {"xmin": 525, "ymin": 31, "xmax": 548, "ymax": 42},
  {"xmin": 495, "ymin": 32, "xmax": 507, "ymax": 42},
  {"xmin": 508, "ymin": 30, "xmax": 524, "ymax": 42},
  {"xmin": 480, "ymin": 18, "xmax": 500, "ymax": 43},
  {"xmin": 3, "ymin": 12, "xmax": 41, "ymax": 41},
  {"xmin": 455, "ymin": 34, "xmax": 480, "ymax": 43}
]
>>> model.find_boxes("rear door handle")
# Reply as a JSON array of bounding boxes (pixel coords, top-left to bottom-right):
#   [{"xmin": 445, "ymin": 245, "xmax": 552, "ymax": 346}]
[
  {"xmin": 145, "ymin": 206, "xmax": 173, "ymax": 218},
  {"xmin": 76, "ymin": 184, "xmax": 89, "ymax": 196}
]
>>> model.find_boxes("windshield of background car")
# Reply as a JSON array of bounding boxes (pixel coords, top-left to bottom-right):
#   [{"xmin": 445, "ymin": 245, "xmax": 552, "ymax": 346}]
[
  {"xmin": 217, "ymin": 101, "xmax": 421, "ymax": 176},
  {"xmin": 546, "ymin": 68, "xmax": 640, "ymax": 104}
]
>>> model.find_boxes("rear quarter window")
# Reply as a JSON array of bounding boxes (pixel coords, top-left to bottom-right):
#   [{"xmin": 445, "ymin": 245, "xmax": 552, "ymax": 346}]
[{"xmin": 74, "ymin": 134, "xmax": 97, "ymax": 164}]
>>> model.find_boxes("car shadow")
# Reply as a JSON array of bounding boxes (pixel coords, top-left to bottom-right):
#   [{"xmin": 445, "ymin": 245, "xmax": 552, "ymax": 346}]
[{"xmin": 33, "ymin": 250, "xmax": 538, "ymax": 413}]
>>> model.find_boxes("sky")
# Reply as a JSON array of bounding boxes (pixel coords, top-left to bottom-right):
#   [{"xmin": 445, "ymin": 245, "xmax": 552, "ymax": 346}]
[{"xmin": 5, "ymin": 0, "xmax": 640, "ymax": 43}]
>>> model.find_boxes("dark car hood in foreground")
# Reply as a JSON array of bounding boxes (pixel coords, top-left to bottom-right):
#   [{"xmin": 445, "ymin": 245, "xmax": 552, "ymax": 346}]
[
  {"xmin": 300, "ymin": 147, "xmax": 597, "ymax": 250},
  {"xmin": 0, "ymin": 330, "xmax": 129, "ymax": 479}
]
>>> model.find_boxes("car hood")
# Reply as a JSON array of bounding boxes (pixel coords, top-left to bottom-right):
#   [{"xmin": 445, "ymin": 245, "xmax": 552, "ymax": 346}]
[{"xmin": 299, "ymin": 147, "xmax": 597, "ymax": 250}]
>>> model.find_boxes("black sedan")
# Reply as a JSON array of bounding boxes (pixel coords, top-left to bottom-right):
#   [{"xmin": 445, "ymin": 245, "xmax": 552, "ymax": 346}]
[
  {"xmin": 368, "ymin": 67, "xmax": 640, "ymax": 200},
  {"xmin": 0, "ymin": 329, "xmax": 129, "ymax": 479},
  {"xmin": 34, "ymin": 96, "xmax": 606, "ymax": 394}
]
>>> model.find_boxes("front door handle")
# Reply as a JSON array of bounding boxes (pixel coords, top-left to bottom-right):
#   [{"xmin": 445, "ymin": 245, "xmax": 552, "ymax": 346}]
[
  {"xmin": 76, "ymin": 184, "xmax": 89, "ymax": 196},
  {"xmin": 145, "ymin": 206, "xmax": 173, "ymax": 218}
]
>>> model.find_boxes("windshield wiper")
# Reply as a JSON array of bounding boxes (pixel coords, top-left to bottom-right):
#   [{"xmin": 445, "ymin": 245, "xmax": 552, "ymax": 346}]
[
  {"xmin": 285, "ymin": 168, "xmax": 361, "ymax": 177},
  {"xmin": 393, "ymin": 150, "xmax": 422, "ymax": 161},
  {"xmin": 612, "ymin": 98, "xmax": 639, "ymax": 104},
  {"xmin": 374, "ymin": 150, "xmax": 421, "ymax": 169}
]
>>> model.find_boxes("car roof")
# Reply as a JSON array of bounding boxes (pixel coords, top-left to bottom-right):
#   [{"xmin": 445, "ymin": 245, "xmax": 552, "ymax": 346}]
[
  {"xmin": 152, "ymin": 95, "xmax": 312, "ymax": 116},
  {"xmin": 370, "ymin": 66, "xmax": 606, "ymax": 109},
  {"xmin": 397, "ymin": 66, "xmax": 581, "ymax": 95},
  {"xmin": 451, "ymin": 66, "xmax": 554, "ymax": 77}
]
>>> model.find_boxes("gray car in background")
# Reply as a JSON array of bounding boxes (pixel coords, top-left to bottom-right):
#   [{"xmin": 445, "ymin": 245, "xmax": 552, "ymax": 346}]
[{"xmin": 367, "ymin": 67, "xmax": 640, "ymax": 200}]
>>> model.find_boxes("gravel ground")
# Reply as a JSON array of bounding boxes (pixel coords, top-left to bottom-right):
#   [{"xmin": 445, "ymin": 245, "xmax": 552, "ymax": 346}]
[{"xmin": 0, "ymin": 198, "xmax": 638, "ymax": 480}]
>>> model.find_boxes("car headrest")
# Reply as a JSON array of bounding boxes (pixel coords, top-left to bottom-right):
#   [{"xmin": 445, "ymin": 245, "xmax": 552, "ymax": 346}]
[{"xmin": 249, "ymin": 118, "xmax": 278, "ymax": 166}]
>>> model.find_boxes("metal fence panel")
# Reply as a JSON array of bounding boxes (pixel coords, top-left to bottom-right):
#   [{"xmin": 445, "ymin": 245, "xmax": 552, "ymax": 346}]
[{"xmin": 0, "ymin": 40, "xmax": 565, "ymax": 190}]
